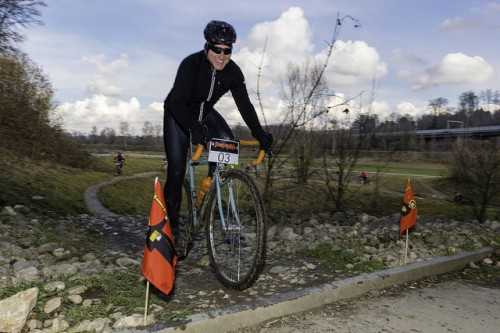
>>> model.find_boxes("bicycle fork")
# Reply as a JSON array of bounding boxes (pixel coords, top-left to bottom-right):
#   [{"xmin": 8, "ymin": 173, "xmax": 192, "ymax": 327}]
[{"xmin": 214, "ymin": 170, "xmax": 242, "ymax": 233}]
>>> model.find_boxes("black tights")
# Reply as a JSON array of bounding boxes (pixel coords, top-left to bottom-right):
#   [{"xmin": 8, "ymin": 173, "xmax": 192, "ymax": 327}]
[{"xmin": 163, "ymin": 110, "xmax": 233, "ymax": 230}]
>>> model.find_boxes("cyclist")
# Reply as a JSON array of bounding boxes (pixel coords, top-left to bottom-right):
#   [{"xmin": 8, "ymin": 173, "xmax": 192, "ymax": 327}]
[
  {"xmin": 360, "ymin": 171, "xmax": 368, "ymax": 184},
  {"xmin": 163, "ymin": 20, "xmax": 273, "ymax": 254},
  {"xmin": 115, "ymin": 152, "xmax": 125, "ymax": 163}
]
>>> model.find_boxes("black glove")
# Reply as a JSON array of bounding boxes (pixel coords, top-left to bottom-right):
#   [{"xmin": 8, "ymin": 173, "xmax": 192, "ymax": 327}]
[
  {"xmin": 190, "ymin": 123, "xmax": 208, "ymax": 145},
  {"xmin": 256, "ymin": 131, "xmax": 273, "ymax": 156}
]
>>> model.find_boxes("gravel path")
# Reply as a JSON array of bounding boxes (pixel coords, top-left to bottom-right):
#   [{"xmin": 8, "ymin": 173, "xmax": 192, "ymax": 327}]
[
  {"xmin": 228, "ymin": 276, "xmax": 500, "ymax": 333},
  {"xmin": 84, "ymin": 172, "xmax": 160, "ymax": 218}
]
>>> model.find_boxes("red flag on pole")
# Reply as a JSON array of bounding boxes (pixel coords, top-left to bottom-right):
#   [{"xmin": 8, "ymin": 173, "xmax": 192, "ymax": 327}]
[
  {"xmin": 399, "ymin": 179, "xmax": 418, "ymax": 237},
  {"xmin": 142, "ymin": 177, "xmax": 177, "ymax": 295}
]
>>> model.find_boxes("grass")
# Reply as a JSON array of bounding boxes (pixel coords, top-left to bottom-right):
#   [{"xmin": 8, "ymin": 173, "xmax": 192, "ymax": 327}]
[
  {"xmin": 0, "ymin": 271, "xmax": 175, "ymax": 325},
  {"xmin": 0, "ymin": 152, "xmax": 164, "ymax": 215},
  {"xmin": 297, "ymin": 243, "xmax": 386, "ymax": 273},
  {"xmin": 98, "ymin": 177, "xmax": 157, "ymax": 215},
  {"xmin": 1, "ymin": 149, "xmax": 498, "ymax": 221}
]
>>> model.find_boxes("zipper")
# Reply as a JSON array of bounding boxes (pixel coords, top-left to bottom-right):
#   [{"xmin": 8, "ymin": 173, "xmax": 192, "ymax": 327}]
[{"xmin": 199, "ymin": 68, "xmax": 216, "ymax": 122}]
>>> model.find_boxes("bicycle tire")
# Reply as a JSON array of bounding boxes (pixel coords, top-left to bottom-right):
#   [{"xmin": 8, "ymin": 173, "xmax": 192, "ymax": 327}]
[
  {"xmin": 115, "ymin": 164, "xmax": 122, "ymax": 176},
  {"xmin": 176, "ymin": 179, "xmax": 195, "ymax": 259},
  {"xmin": 204, "ymin": 169, "xmax": 267, "ymax": 290}
]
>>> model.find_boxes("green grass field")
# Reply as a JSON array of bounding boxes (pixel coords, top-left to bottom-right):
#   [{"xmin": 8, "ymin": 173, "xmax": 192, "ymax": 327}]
[{"xmin": 1, "ymin": 150, "xmax": 497, "ymax": 220}]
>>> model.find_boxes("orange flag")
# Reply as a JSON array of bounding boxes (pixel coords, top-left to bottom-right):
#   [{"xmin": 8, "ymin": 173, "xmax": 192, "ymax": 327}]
[
  {"xmin": 399, "ymin": 179, "xmax": 418, "ymax": 237},
  {"xmin": 142, "ymin": 177, "xmax": 177, "ymax": 295}
]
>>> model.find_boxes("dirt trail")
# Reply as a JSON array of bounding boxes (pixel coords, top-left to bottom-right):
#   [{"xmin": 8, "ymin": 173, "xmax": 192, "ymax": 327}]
[{"xmin": 84, "ymin": 171, "xmax": 160, "ymax": 217}]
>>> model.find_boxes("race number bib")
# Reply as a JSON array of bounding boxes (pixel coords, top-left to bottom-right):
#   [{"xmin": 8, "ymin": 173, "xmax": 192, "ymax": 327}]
[{"xmin": 208, "ymin": 139, "xmax": 239, "ymax": 165}]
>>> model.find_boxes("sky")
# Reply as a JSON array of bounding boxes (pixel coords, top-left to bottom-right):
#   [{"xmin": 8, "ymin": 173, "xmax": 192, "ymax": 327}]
[{"xmin": 20, "ymin": 0, "xmax": 500, "ymax": 135}]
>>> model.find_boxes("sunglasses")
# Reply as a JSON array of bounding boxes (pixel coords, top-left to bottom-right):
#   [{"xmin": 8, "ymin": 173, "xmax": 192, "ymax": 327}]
[{"xmin": 209, "ymin": 44, "xmax": 232, "ymax": 55}]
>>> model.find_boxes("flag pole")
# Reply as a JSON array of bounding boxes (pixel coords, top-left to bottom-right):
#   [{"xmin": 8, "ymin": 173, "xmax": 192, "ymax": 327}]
[
  {"xmin": 404, "ymin": 229, "xmax": 409, "ymax": 265},
  {"xmin": 144, "ymin": 281, "xmax": 150, "ymax": 325}
]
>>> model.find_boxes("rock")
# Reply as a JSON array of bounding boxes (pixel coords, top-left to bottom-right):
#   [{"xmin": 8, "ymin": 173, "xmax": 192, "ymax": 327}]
[
  {"xmin": 42, "ymin": 262, "xmax": 78, "ymax": 277},
  {"xmin": 13, "ymin": 204, "xmax": 30, "ymax": 213},
  {"xmin": 0, "ymin": 287, "xmax": 39, "ymax": 333},
  {"xmin": 116, "ymin": 257, "xmax": 141, "ymax": 267},
  {"xmin": 44, "ymin": 281, "xmax": 66, "ymax": 292},
  {"xmin": 50, "ymin": 317, "xmax": 70, "ymax": 332},
  {"xmin": 26, "ymin": 318, "xmax": 43, "ymax": 330},
  {"xmin": 269, "ymin": 266, "xmax": 287, "ymax": 274},
  {"xmin": 44, "ymin": 297, "xmax": 62, "ymax": 314},
  {"xmin": 71, "ymin": 318, "xmax": 112, "ymax": 333},
  {"xmin": 52, "ymin": 247, "xmax": 67, "ymax": 258},
  {"xmin": 14, "ymin": 266, "xmax": 40, "ymax": 283},
  {"xmin": 112, "ymin": 314, "xmax": 155, "ymax": 329},
  {"xmin": 483, "ymin": 258, "xmax": 493, "ymax": 265},
  {"xmin": 37, "ymin": 242, "xmax": 60, "ymax": 254},
  {"xmin": 1, "ymin": 206, "xmax": 17, "ymax": 216},
  {"xmin": 67, "ymin": 285, "xmax": 87, "ymax": 295},
  {"xmin": 68, "ymin": 294, "xmax": 83, "ymax": 305}
]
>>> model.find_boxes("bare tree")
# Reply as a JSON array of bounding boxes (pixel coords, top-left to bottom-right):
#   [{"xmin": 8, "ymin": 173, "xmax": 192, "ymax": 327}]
[
  {"xmin": 446, "ymin": 139, "xmax": 500, "ymax": 223},
  {"xmin": 142, "ymin": 121, "xmax": 155, "ymax": 146},
  {"xmin": 319, "ymin": 101, "xmax": 376, "ymax": 211},
  {"xmin": 253, "ymin": 13, "xmax": 361, "ymax": 201},
  {"xmin": 100, "ymin": 127, "xmax": 116, "ymax": 145},
  {"xmin": 0, "ymin": 0, "xmax": 46, "ymax": 53},
  {"xmin": 119, "ymin": 121, "xmax": 129, "ymax": 148}
]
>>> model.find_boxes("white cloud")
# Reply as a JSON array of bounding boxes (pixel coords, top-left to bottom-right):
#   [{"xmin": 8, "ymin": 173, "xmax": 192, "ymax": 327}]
[
  {"xmin": 395, "ymin": 102, "xmax": 423, "ymax": 118},
  {"xmin": 56, "ymin": 95, "xmax": 162, "ymax": 134},
  {"xmin": 86, "ymin": 75, "xmax": 122, "ymax": 96},
  {"xmin": 319, "ymin": 40, "xmax": 387, "ymax": 87},
  {"xmin": 82, "ymin": 53, "xmax": 129, "ymax": 74},
  {"xmin": 399, "ymin": 52, "xmax": 495, "ymax": 90},
  {"xmin": 234, "ymin": 7, "xmax": 314, "ymax": 94},
  {"xmin": 441, "ymin": 17, "xmax": 483, "ymax": 31}
]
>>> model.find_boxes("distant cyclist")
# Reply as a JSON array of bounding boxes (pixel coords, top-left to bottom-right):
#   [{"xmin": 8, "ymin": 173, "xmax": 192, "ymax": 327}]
[
  {"xmin": 162, "ymin": 20, "xmax": 273, "ymax": 251},
  {"xmin": 115, "ymin": 152, "xmax": 125, "ymax": 164},
  {"xmin": 360, "ymin": 171, "xmax": 369, "ymax": 184}
]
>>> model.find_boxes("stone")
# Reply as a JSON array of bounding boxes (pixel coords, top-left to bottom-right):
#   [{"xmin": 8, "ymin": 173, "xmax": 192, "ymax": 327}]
[
  {"xmin": 44, "ymin": 281, "xmax": 66, "ymax": 292},
  {"xmin": 67, "ymin": 285, "xmax": 87, "ymax": 295},
  {"xmin": 483, "ymin": 258, "xmax": 493, "ymax": 265},
  {"xmin": 44, "ymin": 297, "xmax": 62, "ymax": 314},
  {"xmin": 14, "ymin": 266, "xmax": 39, "ymax": 282},
  {"xmin": 0, "ymin": 287, "xmax": 39, "ymax": 333},
  {"xmin": 26, "ymin": 318, "xmax": 43, "ymax": 330},
  {"xmin": 0, "ymin": 206, "xmax": 17, "ymax": 216},
  {"xmin": 71, "ymin": 318, "xmax": 112, "ymax": 333},
  {"xmin": 37, "ymin": 242, "xmax": 60, "ymax": 254},
  {"xmin": 50, "ymin": 317, "xmax": 70, "ymax": 332},
  {"xmin": 68, "ymin": 294, "xmax": 83, "ymax": 304},
  {"xmin": 42, "ymin": 262, "xmax": 78, "ymax": 277},
  {"xmin": 112, "ymin": 314, "xmax": 155, "ymax": 329},
  {"xmin": 269, "ymin": 265, "xmax": 287, "ymax": 274},
  {"xmin": 116, "ymin": 257, "xmax": 141, "ymax": 267}
]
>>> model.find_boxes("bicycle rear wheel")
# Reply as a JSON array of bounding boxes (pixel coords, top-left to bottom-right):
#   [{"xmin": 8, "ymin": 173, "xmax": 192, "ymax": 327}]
[
  {"xmin": 204, "ymin": 169, "xmax": 266, "ymax": 290},
  {"xmin": 176, "ymin": 179, "xmax": 194, "ymax": 259}
]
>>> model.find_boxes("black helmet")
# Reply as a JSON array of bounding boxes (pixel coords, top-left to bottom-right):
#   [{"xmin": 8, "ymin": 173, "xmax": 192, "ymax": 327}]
[{"xmin": 204, "ymin": 20, "xmax": 237, "ymax": 45}]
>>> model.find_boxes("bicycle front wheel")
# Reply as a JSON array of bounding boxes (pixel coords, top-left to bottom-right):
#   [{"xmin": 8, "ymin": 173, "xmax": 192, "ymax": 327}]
[{"xmin": 204, "ymin": 169, "xmax": 267, "ymax": 290}]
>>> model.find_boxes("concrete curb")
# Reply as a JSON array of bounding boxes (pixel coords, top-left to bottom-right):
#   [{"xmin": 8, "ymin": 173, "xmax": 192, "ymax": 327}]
[{"xmin": 137, "ymin": 247, "xmax": 493, "ymax": 333}]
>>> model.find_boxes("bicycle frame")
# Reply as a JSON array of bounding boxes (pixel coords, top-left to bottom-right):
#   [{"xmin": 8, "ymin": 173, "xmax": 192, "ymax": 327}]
[
  {"xmin": 186, "ymin": 140, "xmax": 264, "ymax": 230},
  {"xmin": 186, "ymin": 157, "xmax": 224, "ymax": 230}
]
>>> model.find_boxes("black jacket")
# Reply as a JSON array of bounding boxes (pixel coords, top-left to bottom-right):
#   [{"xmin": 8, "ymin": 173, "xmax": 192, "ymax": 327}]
[{"xmin": 164, "ymin": 50, "xmax": 264, "ymax": 137}]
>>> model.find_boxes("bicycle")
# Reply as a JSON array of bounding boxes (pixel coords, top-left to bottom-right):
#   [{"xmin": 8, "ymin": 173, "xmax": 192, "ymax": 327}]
[
  {"xmin": 177, "ymin": 138, "xmax": 269, "ymax": 290},
  {"xmin": 115, "ymin": 160, "xmax": 124, "ymax": 176}
]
